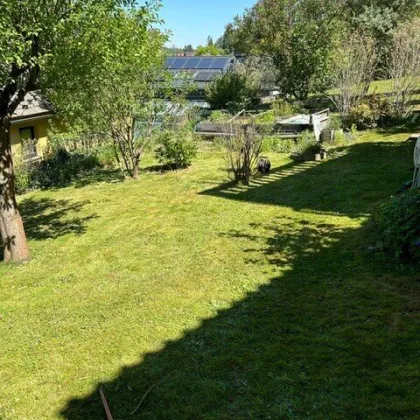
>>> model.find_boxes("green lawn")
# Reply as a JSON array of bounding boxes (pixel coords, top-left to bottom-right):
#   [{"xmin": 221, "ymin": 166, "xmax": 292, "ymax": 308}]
[
  {"xmin": 369, "ymin": 78, "xmax": 420, "ymax": 95},
  {"xmin": 322, "ymin": 78, "xmax": 420, "ymax": 112},
  {"xmin": 1, "ymin": 130, "xmax": 419, "ymax": 419}
]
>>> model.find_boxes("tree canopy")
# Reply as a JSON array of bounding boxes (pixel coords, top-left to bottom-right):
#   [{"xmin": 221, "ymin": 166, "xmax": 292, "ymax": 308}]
[
  {"xmin": 219, "ymin": 0, "xmax": 420, "ymax": 98},
  {"xmin": 220, "ymin": 0, "xmax": 341, "ymax": 100},
  {"xmin": 48, "ymin": 2, "xmax": 168, "ymax": 178},
  {"xmin": 0, "ymin": 0, "xmax": 164, "ymax": 262}
]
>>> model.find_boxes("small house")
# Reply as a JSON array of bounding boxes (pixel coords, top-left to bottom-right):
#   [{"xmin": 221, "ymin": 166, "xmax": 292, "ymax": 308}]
[{"xmin": 10, "ymin": 91, "xmax": 56, "ymax": 162}]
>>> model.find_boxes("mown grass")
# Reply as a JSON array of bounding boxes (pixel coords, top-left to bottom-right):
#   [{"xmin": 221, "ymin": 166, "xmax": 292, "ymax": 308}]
[
  {"xmin": 322, "ymin": 78, "xmax": 420, "ymax": 112},
  {"xmin": 369, "ymin": 79, "xmax": 420, "ymax": 95},
  {"xmin": 0, "ymin": 130, "xmax": 419, "ymax": 419}
]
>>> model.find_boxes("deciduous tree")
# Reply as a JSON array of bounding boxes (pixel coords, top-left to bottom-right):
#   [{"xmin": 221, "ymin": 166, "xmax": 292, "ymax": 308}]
[
  {"xmin": 49, "ymin": 4, "xmax": 169, "ymax": 179},
  {"xmin": 220, "ymin": 0, "xmax": 340, "ymax": 100},
  {"xmin": 328, "ymin": 31, "xmax": 378, "ymax": 118},
  {"xmin": 388, "ymin": 18, "xmax": 420, "ymax": 118},
  {"xmin": 0, "ymin": 0, "xmax": 155, "ymax": 263},
  {"xmin": 339, "ymin": 0, "xmax": 420, "ymax": 72}
]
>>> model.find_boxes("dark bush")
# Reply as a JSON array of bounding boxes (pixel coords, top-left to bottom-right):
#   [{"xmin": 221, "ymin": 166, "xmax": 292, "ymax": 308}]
[
  {"xmin": 344, "ymin": 94, "xmax": 393, "ymax": 130},
  {"xmin": 26, "ymin": 148, "xmax": 101, "ymax": 190},
  {"xmin": 205, "ymin": 71, "xmax": 260, "ymax": 112},
  {"xmin": 375, "ymin": 189, "xmax": 420, "ymax": 263}
]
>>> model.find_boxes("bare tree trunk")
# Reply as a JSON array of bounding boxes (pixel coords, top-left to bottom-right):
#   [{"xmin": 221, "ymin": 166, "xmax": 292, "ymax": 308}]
[
  {"xmin": 243, "ymin": 126, "xmax": 251, "ymax": 186},
  {"xmin": 132, "ymin": 149, "xmax": 143, "ymax": 180},
  {"xmin": 132, "ymin": 165, "xmax": 139, "ymax": 179},
  {"xmin": 0, "ymin": 119, "xmax": 30, "ymax": 263}
]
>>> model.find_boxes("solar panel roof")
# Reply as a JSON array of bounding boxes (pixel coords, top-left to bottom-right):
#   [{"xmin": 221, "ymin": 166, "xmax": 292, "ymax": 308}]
[
  {"xmin": 184, "ymin": 57, "xmax": 201, "ymax": 68},
  {"xmin": 196, "ymin": 58, "xmax": 214, "ymax": 69},
  {"xmin": 195, "ymin": 71, "xmax": 214, "ymax": 82},
  {"xmin": 165, "ymin": 56, "xmax": 235, "ymax": 71},
  {"xmin": 211, "ymin": 58, "xmax": 230, "ymax": 69},
  {"xmin": 170, "ymin": 58, "xmax": 187, "ymax": 69}
]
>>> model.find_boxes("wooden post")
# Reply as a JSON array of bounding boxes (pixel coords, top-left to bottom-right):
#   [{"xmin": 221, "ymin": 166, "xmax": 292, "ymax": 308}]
[{"xmin": 99, "ymin": 388, "xmax": 114, "ymax": 420}]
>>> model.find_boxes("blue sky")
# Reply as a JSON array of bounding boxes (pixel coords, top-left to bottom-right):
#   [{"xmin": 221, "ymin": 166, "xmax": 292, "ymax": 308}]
[{"xmin": 159, "ymin": 0, "xmax": 256, "ymax": 48}]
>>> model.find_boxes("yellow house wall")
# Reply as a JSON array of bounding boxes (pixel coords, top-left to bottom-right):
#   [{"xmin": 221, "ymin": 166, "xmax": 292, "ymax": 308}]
[{"xmin": 10, "ymin": 117, "xmax": 53, "ymax": 161}]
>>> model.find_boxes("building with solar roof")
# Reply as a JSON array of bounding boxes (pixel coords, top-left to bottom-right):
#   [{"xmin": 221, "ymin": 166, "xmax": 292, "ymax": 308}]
[
  {"xmin": 164, "ymin": 55, "xmax": 280, "ymax": 113},
  {"xmin": 164, "ymin": 56, "xmax": 237, "ymax": 110}
]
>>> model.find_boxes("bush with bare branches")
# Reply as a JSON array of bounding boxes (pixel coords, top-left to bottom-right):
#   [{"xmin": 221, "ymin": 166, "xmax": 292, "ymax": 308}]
[
  {"xmin": 329, "ymin": 31, "xmax": 378, "ymax": 118},
  {"xmin": 221, "ymin": 123, "xmax": 263, "ymax": 185},
  {"xmin": 388, "ymin": 18, "xmax": 420, "ymax": 119}
]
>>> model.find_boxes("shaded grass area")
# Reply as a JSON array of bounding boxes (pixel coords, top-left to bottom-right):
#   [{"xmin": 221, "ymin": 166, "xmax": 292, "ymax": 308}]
[
  {"xmin": 19, "ymin": 197, "xmax": 98, "ymax": 241},
  {"xmin": 201, "ymin": 141, "xmax": 413, "ymax": 218},
  {"xmin": 0, "ymin": 130, "xmax": 419, "ymax": 419}
]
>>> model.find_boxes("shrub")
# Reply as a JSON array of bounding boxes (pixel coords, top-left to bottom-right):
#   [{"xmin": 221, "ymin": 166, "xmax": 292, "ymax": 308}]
[
  {"xmin": 223, "ymin": 124, "xmax": 263, "ymax": 185},
  {"xmin": 253, "ymin": 100, "xmax": 300, "ymax": 125},
  {"xmin": 375, "ymin": 189, "xmax": 420, "ymax": 263},
  {"xmin": 327, "ymin": 115, "xmax": 343, "ymax": 131},
  {"xmin": 368, "ymin": 94, "xmax": 393, "ymax": 127},
  {"xmin": 343, "ymin": 95, "xmax": 393, "ymax": 130},
  {"xmin": 294, "ymin": 131, "xmax": 320, "ymax": 155},
  {"xmin": 95, "ymin": 144, "xmax": 117, "ymax": 167},
  {"xmin": 208, "ymin": 110, "xmax": 231, "ymax": 123},
  {"xmin": 305, "ymin": 96, "xmax": 336, "ymax": 113},
  {"xmin": 255, "ymin": 110, "xmax": 277, "ymax": 124},
  {"xmin": 383, "ymin": 113, "xmax": 420, "ymax": 131},
  {"xmin": 205, "ymin": 70, "xmax": 260, "ymax": 112},
  {"xmin": 344, "ymin": 103, "xmax": 376, "ymax": 130},
  {"xmin": 48, "ymin": 130, "xmax": 82, "ymax": 153},
  {"xmin": 155, "ymin": 129, "xmax": 198, "ymax": 168},
  {"xmin": 333, "ymin": 129, "xmax": 347, "ymax": 145},
  {"xmin": 14, "ymin": 148, "xmax": 101, "ymax": 193},
  {"xmin": 273, "ymin": 99, "xmax": 301, "ymax": 117},
  {"xmin": 213, "ymin": 136, "xmax": 226, "ymax": 151},
  {"xmin": 14, "ymin": 161, "xmax": 32, "ymax": 194},
  {"xmin": 31, "ymin": 149, "xmax": 101, "ymax": 188},
  {"xmin": 262, "ymin": 136, "xmax": 295, "ymax": 153}
]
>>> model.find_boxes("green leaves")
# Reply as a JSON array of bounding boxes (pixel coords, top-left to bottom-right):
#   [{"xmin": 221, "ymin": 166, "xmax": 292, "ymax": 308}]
[
  {"xmin": 221, "ymin": 0, "xmax": 340, "ymax": 100},
  {"xmin": 376, "ymin": 189, "xmax": 420, "ymax": 263},
  {"xmin": 205, "ymin": 70, "xmax": 260, "ymax": 112}
]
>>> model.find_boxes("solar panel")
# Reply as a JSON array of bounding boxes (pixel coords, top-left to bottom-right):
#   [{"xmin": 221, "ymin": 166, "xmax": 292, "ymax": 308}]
[
  {"xmin": 211, "ymin": 58, "xmax": 230, "ymax": 69},
  {"xmin": 184, "ymin": 58, "xmax": 200, "ymax": 69},
  {"xmin": 208, "ymin": 72, "xmax": 221, "ymax": 81},
  {"xmin": 194, "ymin": 71, "xmax": 212, "ymax": 82},
  {"xmin": 171, "ymin": 58, "xmax": 187, "ymax": 69},
  {"xmin": 165, "ymin": 58, "xmax": 175, "ymax": 68},
  {"xmin": 197, "ymin": 58, "xmax": 215, "ymax": 69}
]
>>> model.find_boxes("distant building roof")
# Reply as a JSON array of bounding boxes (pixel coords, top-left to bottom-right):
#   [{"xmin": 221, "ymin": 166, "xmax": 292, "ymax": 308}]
[
  {"xmin": 11, "ymin": 91, "xmax": 55, "ymax": 122},
  {"xmin": 165, "ymin": 56, "xmax": 236, "ymax": 96},
  {"xmin": 165, "ymin": 56, "xmax": 236, "ymax": 71}
]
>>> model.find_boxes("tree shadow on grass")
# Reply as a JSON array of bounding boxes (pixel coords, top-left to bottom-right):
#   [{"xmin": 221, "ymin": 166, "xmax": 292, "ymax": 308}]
[
  {"xmin": 18, "ymin": 197, "xmax": 98, "ymax": 241},
  {"xmin": 59, "ymin": 218, "xmax": 420, "ymax": 419},
  {"xmin": 32, "ymin": 169, "xmax": 125, "ymax": 191},
  {"xmin": 72, "ymin": 169, "xmax": 125, "ymax": 189},
  {"xmin": 377, "ymin": 114, "xmax": 420, "ymax": 136},
  {"xmin": 200, "ymin": 141, "xmax": 413, "ymax": 218},
  {"xmin": 142, "ymin": 163, "xmax": 189, "ymax": 174}
]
